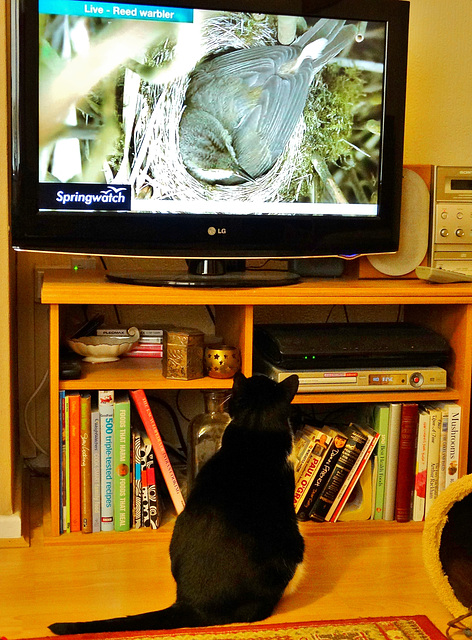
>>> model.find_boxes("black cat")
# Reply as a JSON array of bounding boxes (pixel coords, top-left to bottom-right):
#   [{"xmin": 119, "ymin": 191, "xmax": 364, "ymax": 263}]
[{"xmin": 49, "ymin": 372, "xmax": 304, "ymax": 635}]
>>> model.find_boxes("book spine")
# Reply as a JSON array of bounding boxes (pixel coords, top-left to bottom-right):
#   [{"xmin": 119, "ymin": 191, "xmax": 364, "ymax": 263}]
[
  {"xmin": 293, "ymin": 426, "xmax": 334, "ymax": 513},
  {"xmin": 123, "ymin": 351, "xmax": 163, "ymax": 358},
  {"xmin": 113, "ymin": 394, "xmax": 131, "ymax": 532},
  {"xmin": 130, "ymin": 389, "xmax": 186, "ymax": 514},
  {"xmin": 309, "ymin": 426, "xmax": 368, "ymax": 522},
  {"xmin": 133, "ymin": 431, "xmax": 142, "ymax": 529},
  {"xmin": 328, "ymin": 431, "xmax": 380, "ymax": 522},
  {"xmin": 96, "ymin": 328, "xmax": 130, "ymax": 336},
  {"xmin": 80, "ymin": 393, "xmax": 93, "ymax": 533},
  {"xmin": 68, "ymin": 393, "xmax": 81, "ymax": 533},
  {"xmin": 437, "ymin": 407, "xmax": 449, "ymax": 494},
  {"xmin": 293, "ymin": 450, "xmax": 326, "ymax": 514},
  {"xmin": 412, "ymin": 408, "xmax": 430, "ymax": 521},
  {"xmin": 99, "ymin": 390, "xmax": 114, "ymax": 531},
  {"xmin": 59, "ymin": 391, "xmax": 66, "ymax": 534},
  {"xmin": 372, "ymin": 404, "xmax": 390, "ymax": 520},
  {"xmin": 293, "ymin": 426, "xmax": 327, "ymax": 483},
  {"xmin": 64, "ymin": 395, "xmax": 71, "ymax": 533},
  {"xmin": 130, "ymin": 435, "xmax": 135, "ymax": 528},
  {"xmin": 139, "ymin": 330, "xmax": 164, "ymax": 338},
  {"xmin": 394, "ymin": 403, "xmax": 419, "ymax": 523},
  {"xmin": 296, "ymin": 434, "xmax": 347, "ymax": 521},
  {"xmin": 383, "ymin": 402, "xmax": 402, "ymax": 521},
  {"xmin": 445, "ymin": 403, "xmax": 461, "ymax": 488},
  {"xmin": 145, "ymin": 450, "xmax": 162, "ymax": 529},
  {"xmin": 91, "ymin": 405, "xmax": 101, "ymax": 533},
  {"xmin": 128, "ymin": 343, "xmax": 163, "ymax": 352},
  {"xmin": 141, "ymin": 440, "xmax": 152, "ymax": 528},
  {"xmin": 425, "ymin": 406, "xmax": 441, "ymax": 518}
]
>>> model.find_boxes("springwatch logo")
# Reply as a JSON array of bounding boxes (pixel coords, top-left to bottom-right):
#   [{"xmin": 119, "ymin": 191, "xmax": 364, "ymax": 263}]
[
  {"xmin": 40, "ymin": 183, "xmax": 131, "ymax": 211},
  {"xmin": 56, "ymin": 186, "xmax": 128, "ymax": 206}
]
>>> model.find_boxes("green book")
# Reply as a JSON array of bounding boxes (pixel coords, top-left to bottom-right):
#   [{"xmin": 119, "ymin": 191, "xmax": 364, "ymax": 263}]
[
  {"xmin": 113, "ymin": 393, "xmax": 131, "ymax": 532},
  {"xmin": 373, "ymin": 404, "xmax": 390, "ymax": 520}
]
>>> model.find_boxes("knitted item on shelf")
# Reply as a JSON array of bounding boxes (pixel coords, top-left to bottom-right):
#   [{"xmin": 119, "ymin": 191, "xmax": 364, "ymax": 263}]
[{"xmin": 423, "ymin": 473, "xmax": 472, "ymax": 632}]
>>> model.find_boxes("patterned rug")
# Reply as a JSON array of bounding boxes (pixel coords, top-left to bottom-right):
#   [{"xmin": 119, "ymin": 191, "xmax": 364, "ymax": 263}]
[{"xmin": 21, "ymin": 615, "xmax": 446, "ymax": 640}]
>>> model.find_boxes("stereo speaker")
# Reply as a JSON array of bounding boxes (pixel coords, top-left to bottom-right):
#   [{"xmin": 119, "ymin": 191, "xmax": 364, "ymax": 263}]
[{"xmin": 359, "ymin": 165, "xmax": 432, "ymax": 278}]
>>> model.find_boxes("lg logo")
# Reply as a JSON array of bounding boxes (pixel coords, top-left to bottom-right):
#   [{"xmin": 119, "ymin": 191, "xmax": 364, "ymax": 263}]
[{"xmin": 207, "ymin": 226, "xmax": 227, "ymax": 235}]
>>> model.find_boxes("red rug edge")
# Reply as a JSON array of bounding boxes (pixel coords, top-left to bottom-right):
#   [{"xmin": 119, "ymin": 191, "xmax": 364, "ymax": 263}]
[{"xmin": 10, "ymin": 614, "xmax": 447, "ymax": 640}]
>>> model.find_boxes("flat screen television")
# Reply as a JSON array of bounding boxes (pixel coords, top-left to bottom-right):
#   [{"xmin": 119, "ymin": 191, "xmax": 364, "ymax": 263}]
[{"xmin": 10, "ymin": 0, "xmax": 409, "ymax": 286}]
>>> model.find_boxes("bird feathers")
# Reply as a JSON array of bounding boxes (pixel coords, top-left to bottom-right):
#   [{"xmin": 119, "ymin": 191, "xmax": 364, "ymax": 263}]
[{"xmin": 179, "ymin": 19, "xmax": 357, "ymax": 184}]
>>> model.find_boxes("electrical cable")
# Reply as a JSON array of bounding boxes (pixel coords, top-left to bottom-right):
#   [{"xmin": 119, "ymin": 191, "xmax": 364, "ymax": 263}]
[
  {"xmin": 146, "ymin": 393, "xmax": 188, "ymax": 457},
  {"xmin": 24, "ymin": 369, "xmax": 50, "ymax": 457},
  {"xmin": 175, "ymin": 389, "xmax": 192, "ymax": 422},
  {"xmin": 205, "ymin": 304, "xmax": 216, "ymax": 326},
  {"xmin": 98, "ymin": 256, "xmax": 121, "ymax": 324}
]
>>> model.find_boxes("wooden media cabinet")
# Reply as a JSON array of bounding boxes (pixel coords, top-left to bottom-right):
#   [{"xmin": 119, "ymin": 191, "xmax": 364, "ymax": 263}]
[{"xmin": 41, "ymin": 270, "xmax": 472, "ymax": 539}]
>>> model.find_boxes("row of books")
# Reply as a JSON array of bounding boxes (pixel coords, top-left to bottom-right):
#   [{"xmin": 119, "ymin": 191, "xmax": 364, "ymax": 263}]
[
  {"xmin": 372, "ymin": 401, "xmax": 461, "ymax": 523},
  {"xmin": 97, "ymin": 326, "xmax": 164, "ymax": 359},
  {"xmin": 59, "ymin": 387, "xmax": 461, "ymax": 532},
  {"xmin": 293, "ymin": 420, "xmax": 379, "ymax": 523},
  {"xmin": 59, "ymin": 389, "xmax": 185, "ymax": 534},
  {"xmin": 293, "ymin": 400, "xmax": 461, "ymax": 523}
]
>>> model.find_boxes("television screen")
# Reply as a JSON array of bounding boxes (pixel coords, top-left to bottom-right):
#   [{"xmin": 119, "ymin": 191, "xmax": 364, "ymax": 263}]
[{"xmin": 11, "ymin": 0, "xmax": 409, "ymax": 271}]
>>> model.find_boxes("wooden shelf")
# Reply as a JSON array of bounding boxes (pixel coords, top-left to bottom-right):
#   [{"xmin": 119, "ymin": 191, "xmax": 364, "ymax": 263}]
[
  {"xmin": 61, "ymin": 359, "xmax": 461, "ymax": 402},
  {"xmin": 42, "ymin": 270, "xmax": 472, "ymax": 537},
  {"xmin": 43, "ymin": 518, "xmax": 425, "ymax": 545},
  {"xmin": 42, "ymin": 269, "xmax": 472, "ymax": 306},
  {"xmin": 59, "ymin": 359, "xmax": 235, "ymax": 391},
  {"xmin": 292, "ymin": 388, "xmax": 460, "ymax": 404}
]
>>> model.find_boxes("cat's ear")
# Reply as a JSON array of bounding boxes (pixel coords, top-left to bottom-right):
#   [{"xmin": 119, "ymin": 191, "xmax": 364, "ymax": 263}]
[
  {"xmin": 231, "ymin": 371, "xmax": 247, "ymax": 394},
  {"xmin": 279, "ymin": 374, "xmax": 299, "ymax": 401}
]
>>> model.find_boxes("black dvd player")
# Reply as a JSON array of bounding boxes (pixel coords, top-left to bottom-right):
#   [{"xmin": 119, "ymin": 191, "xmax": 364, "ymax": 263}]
[{"xmin": 254, "ymin": 323, "xmax": 450, "ymax": 370}]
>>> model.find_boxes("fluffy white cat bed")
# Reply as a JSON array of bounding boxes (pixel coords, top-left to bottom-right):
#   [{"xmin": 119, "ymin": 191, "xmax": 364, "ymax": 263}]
[{"xmin": 423, "ymin": 474, "xmax": 472, "ymax": 635}]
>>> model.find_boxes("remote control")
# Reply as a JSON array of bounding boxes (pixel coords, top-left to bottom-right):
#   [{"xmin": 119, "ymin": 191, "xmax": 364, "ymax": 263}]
[{"xmin": 415, "ymin": 266, "xmax": 472, "ymax": 284}]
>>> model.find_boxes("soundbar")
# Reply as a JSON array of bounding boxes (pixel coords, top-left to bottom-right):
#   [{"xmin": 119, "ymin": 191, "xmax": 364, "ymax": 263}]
[{"xmin": 258, "ymin": 361, "xmax": 447, "ymax": 393}]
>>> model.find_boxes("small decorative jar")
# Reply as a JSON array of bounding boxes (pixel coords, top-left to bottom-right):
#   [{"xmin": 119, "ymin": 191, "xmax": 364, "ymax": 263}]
[
  {"xmin": 163, "ymin": 327, "xmax": 204, "ymax": 380},
  {"xmin": 205, "ymin": 345, "xmax": 241, "ymax": 378},
  {"xmin": 187, "ymin": 390, "xmax": 231, "ymax": 488}
]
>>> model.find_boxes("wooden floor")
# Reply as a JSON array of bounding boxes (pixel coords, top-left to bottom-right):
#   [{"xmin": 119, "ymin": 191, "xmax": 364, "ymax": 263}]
[{"xmin": 0, "ymin": 480, "xmax": 453, "ymax": 640}]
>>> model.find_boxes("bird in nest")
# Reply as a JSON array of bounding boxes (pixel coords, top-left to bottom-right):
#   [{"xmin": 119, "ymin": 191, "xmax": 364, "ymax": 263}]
[{"xmin": 178, "ymin": 18, "xmax": 357, "ymax": 186}]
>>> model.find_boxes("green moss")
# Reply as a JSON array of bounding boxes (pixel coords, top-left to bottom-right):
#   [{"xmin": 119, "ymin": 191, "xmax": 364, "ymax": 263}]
[{"xmin": 282, "ymin": 64, "xmax": 364, "ymax": 201}]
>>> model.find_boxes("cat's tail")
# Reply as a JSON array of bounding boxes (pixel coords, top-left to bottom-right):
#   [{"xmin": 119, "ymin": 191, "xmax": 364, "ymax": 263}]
[{"xmin": 48, "ymin": 602, "xmax": 203, "ymax": 635}]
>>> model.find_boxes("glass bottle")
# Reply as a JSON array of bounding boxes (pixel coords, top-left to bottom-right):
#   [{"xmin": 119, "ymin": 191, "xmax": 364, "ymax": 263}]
[{"xmin": 187, "ymin": 390, "xmax": 231, "ymax": 489}]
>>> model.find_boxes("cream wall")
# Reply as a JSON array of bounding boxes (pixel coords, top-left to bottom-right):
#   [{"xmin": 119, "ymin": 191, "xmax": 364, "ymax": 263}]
[
  {"xmin": 403, "ymin": 0, "xmax": 472, "ymax": 165},
  {"xmin": 1, "ymin": 0, "xmax": 472, "ymax": 519}
]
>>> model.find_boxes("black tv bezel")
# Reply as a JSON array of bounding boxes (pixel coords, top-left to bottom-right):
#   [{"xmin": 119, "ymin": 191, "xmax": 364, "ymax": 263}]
[{"xmin": 10, "ymin": 0, "xmax": 409, "ymax": 260}]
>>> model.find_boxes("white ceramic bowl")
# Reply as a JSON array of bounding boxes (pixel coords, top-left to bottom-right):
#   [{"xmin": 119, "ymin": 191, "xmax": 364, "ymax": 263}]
[{"xmin": 67, "ymin": 327, "xmax": 140, "ymax": 363}]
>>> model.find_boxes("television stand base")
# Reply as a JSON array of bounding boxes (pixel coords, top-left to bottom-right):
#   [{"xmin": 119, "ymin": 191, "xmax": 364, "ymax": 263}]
[{"xmin": 106, "ymin": 269, "xmax": 300, "ymax": 288}]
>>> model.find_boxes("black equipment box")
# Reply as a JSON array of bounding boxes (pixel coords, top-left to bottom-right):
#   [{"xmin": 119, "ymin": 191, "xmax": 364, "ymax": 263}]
[{"xmin": 254, "ymin": 323, "xmax": 450, "ymax": 370}]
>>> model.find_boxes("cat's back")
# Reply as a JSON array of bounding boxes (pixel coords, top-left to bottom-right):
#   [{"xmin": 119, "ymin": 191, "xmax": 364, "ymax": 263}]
[{"xmin": 180, "ymin": 373, "xmax": 300, "ymax": 522}]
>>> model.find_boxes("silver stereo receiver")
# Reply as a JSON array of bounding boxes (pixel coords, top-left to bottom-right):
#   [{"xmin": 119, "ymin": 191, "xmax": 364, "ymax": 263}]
[
  {"xmin": 260, "ymin": 362, "xmax": 447, "ymax": 393},
  {"xmin": 430, "ymin": 166, "xmax": 472, "ymax": 274}
]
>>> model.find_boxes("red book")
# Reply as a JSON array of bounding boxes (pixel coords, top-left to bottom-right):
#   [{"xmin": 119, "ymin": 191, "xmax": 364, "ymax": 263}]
[
  {"xmin": 394, "ymin": 403, "xmax": 419, "ymax": 522},
  {"xmin": 130, "ymin": 390, "xmax": 186, "ymax": 515},
  {"xmin": 68, "ymin": 392, "xmax": 82, "ymax": 532},
  {"xmin": 129, "ymin": 343, "xmax": 163, "ymax": 352}
]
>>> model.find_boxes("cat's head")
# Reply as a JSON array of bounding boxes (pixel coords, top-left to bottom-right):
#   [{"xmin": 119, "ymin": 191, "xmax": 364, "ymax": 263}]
[{"xmin": 228, "ymin": 372, "xmax": 299, "ymax": 428}]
